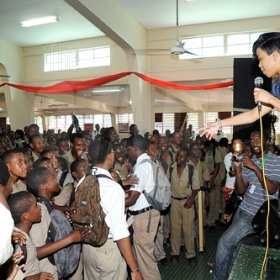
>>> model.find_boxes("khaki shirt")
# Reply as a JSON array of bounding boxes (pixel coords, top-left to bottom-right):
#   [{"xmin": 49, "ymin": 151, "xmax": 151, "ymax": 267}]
[
  {"xmin": 11, "ymin": 180, "xmax": 27, "ymax": 194},
  {"xmin": 189, "ymin": 160, "xmax": 210, "ymax": 187},
  {"xmin": 170, "ymin": 164, "xmax": 200, "ymax": 198},
  {"xmin": 114, "ymin": 162, "xmax": 128, "ymax": 179}
]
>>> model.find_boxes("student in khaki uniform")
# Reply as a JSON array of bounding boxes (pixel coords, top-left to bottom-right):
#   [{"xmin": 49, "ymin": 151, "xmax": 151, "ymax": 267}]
[
  {"xmin": 204, "ymin": 140, "xmax": 223, "ymax": 232},
  {"xmin": 3, "ymin": 148, "xmax": 27, "ymax": 194},
  {"xmin": 188, "ymin": 143, "xmax": 210, "ymax": 217},
  {"xmin": 169, "ymin": 149, "xmax": 200, "ymax": 266},
  {"xmin": 168, "ymin": 131, "xmax": 182, "ymax": 163}
]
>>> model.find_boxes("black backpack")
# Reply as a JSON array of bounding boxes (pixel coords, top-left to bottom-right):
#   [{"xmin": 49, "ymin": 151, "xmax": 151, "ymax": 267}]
[{"xmin": 37, "ymin": 196, "xmax": 81, "ymax": 280}]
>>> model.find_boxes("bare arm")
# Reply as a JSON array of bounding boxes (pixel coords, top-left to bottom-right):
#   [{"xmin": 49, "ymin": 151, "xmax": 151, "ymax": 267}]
[
  {"xmin": 243, "ymin": 156, "xmax": 280, "ymax": 195},
  {"xmin": 221, "ymin": 105, "xmax": 271, "ymax": 127},
  {"xmin": 36, "ymin": 230, "xmax": 88, "ymax": 259},
  {"xmin": 234, "ymin": 164, "xmax": 248, "ymax": 195},
  {"xmin": 116, "ymin": 237, "xmax": 142, "ymax": 280},
  {"xmin": 200, "ymin": 104, "xmax": 272, "ymax": 139},
  {"xmin": 125, "ymin": 190, "xmax": 141, "ymax": 207}
]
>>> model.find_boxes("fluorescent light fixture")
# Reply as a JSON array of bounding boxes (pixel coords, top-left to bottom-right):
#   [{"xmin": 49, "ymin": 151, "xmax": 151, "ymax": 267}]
[
  {"xmin": 21, "ymin": 16, "xmax": 59, "ymax": 27},
  {"xmin": 92, "ymin": 86, "xmax": 122, "ymax": 93}
]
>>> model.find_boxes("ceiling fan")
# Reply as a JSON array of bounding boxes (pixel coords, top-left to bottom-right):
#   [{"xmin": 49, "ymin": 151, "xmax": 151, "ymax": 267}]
[{"xmin": 134, "ymin": 0, "xmax": 197, "ymax": 57}]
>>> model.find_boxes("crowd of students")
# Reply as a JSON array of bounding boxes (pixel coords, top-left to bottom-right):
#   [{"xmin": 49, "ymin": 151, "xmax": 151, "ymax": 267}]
[{"xmin": 1, "ymin": 121, "xmax": 279, "ymax": 279}]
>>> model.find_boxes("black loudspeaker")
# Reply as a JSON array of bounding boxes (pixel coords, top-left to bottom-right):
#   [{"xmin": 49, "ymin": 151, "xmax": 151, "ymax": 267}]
[
  {"xmin": 233, "ymin": 58, "xmax": 272, "ymax": 141},
  {"xmin": 252, "ymin": 199, "xmax": 280, "ymax": 248}
]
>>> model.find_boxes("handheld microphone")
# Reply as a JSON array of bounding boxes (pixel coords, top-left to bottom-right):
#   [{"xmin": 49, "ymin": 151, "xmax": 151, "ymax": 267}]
[{"xmin": 254, "ymin": 76, "xmax": 264, "ymax": 113}]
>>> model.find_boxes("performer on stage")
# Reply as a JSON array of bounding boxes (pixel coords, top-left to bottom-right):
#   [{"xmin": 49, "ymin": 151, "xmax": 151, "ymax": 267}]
[
  {"xmin": 212, "ymin": 130, "xmax": 280, "ymax": 280},
  {"xmin": 201, "ymin": 32, "xmax": 280, "ymax": 139}
]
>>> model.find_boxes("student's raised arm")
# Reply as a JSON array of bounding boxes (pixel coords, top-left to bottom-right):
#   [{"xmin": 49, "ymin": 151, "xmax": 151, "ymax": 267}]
[{"xmin": 36, "ymin": 229, "xmax": 89, "ymax": 259}]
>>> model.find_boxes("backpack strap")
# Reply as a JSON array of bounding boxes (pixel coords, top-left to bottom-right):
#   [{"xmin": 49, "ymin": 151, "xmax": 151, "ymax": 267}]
[
  {"xmin": 188, "ymin": 164, "xmax": 194, "ymax": 189},
  {"xmin": 37, "ymin": 196, "xmax": 53, "ymax": 213},
  {"xmin": 169, "ymin": 166, "xmax": 174, "ymax": 181},
  {"xmin": 37, "ymin": 196, "xmax": 56, "ymax": 265},
  {"xmin": 59, "ymin": 171, "xmax": 68, "ymax": 187},
  {"xmin": 96, "ymin": 174, "xmax": 114, "ymax": 181}
]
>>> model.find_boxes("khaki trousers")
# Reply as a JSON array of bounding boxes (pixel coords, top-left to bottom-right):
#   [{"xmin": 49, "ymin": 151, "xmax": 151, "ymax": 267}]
[
  {"xmin": 207, "ymin": 182, "xmax": 222, "ymax": 226},
  {"xmin": 132, "ymin": 209, "xmax": 161, "ymax": 280},
  {"xmin": 154, "ymin": 215, "xmax": 166, "ymax": 261},
  {"xmin": 82, "ymin": 239, "xmax": 127, "ymax": 280},
  {"xmin": 170, "ymin": 198, "xmax": 196, "ymax": 258}
]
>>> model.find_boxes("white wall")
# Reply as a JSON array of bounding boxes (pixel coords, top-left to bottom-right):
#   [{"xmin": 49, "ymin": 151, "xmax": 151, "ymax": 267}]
[{"xmin": 2, "ymin": 15, "xmax": 280, "ymax": 130}]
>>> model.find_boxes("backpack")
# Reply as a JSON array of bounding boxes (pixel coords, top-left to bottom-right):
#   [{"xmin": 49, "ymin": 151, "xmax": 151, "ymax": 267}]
[
  {"xmin": 37, "ymin": 196, "xmax": 81, "ymax": 280},
  {"xmin": 71, "ymin": 174, "xmax": 109, "ymax": 247},
  {"xmin": 169, "ymin": 164, "xmax": 194, "ymax": 189},
  {"xmin": 139, "ymin": 159, "xmax": 171, "ymax": 211}
]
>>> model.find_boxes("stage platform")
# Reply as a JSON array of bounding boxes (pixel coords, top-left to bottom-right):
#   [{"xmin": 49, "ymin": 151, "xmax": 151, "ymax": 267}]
[{"xmin": 229, "ymin": 244, "xmax": 280, "ymax": 280}]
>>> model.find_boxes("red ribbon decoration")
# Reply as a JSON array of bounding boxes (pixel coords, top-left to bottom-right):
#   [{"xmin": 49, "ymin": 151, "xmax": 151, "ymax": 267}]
[{"xmin": 0, "ymin": 72, "xmax": 233, "ymax": 93}]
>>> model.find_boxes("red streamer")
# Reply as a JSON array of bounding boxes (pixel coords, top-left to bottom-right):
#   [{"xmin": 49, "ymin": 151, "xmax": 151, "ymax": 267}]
[{"xmin": 0, "ymin": 71, "xmax": 233, "ymax": 93}]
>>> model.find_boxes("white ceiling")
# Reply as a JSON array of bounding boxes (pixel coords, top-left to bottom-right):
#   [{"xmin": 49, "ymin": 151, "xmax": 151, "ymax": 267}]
[
  {"xmin": 0, "ymin": 0, "xmax": 279, "ymax": 116},
  {"xmin": 0, "ymin": 0, "xmax": 279, "ymax": 47}
]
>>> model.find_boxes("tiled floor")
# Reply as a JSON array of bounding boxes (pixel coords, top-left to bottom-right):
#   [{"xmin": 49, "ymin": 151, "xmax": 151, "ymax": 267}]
[{"xmin": 159, "ymin": 225, "xmax": 226, "ymax": 280}]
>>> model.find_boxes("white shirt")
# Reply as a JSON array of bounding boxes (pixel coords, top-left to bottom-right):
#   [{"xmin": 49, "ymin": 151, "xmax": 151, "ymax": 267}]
[
  {"xmin": 78, "ymin": 168, "xmax": 130, "ymax": 242},
  {"xmin": 128, "ymin": 153, "xmax": 154, "ymax": 211},
  {"xmin": 0, "ymin": 203, "xmax": 14, "ymax": 265},
  {"xmin": 224, "ymin": 152, "xmax": 236, "ymax": 190}
]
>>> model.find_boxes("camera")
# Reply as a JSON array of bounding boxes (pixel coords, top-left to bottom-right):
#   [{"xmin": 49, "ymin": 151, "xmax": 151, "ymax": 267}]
[
  {"xmin": 231, "ymin": 153, "xmax": 245, "ymax": 162},
  {"xmin": 231, "ymin": 139, "xmax": 245, "ymax": 163}
]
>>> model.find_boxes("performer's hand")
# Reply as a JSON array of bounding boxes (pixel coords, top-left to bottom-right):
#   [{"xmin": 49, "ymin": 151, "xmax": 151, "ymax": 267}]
[
  {"xmin": 254, "ymin": 88, "xmax": 273, "ymax": 105},
  {"xmin": 199, "ymin": 122, "xmax": 219, "ymax": 140}
]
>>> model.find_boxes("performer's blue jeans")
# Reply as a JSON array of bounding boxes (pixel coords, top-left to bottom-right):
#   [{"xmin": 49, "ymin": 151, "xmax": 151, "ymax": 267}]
[{"xmin": 213, "ymin": 208, "xmax": 255, "ymax": 280}]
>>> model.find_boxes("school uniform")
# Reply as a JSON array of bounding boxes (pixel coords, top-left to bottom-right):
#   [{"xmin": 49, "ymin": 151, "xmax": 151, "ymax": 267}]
[
  {"xmin": 128, "ymin": 153, "xmax": 161, "ymax": 280},
  {"xmin": 82, "ymin": 167, "xmax": 129, "ymax": 280},
  {"xmin": 29, "ymin": 203, "xmax": 58, "ymax": 279},
  {"xmin": 170, "ymin": 164, "xmax": 200, "ymax": 259}
]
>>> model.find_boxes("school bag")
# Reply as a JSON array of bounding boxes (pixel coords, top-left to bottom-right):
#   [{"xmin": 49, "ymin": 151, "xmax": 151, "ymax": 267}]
[
  {"xmin": 71, "ymin": 174, "xmax": 109, "ymax": 247},
  {"xmin": 139, "ymin": 159, "xmax": 171, "ymax": 211},
  {"xmin": 37, "ymin": 196, "xmax": 81, "ymax": 280}
]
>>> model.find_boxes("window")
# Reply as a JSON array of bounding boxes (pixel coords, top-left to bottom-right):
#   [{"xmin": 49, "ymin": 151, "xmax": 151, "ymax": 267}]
[
  {"xmin": 155, "ymin": 113, "xmax": 175, "ymax": 134},
  {"xmin": 118, "ymin": 114, "xmax": 134, "ymax": 132},
  {"xmin": 203, "ymin": 112, "xmax": 233, "ymax": 138},
  {"xmin": 34, "ymin": 114, "xmax": 112, "ymax": 133},
  {"xmin": 180, "ymin": 31, "xmax": 267, "ymax": 60},
  {"xmin": 226, "ymin": 33, "xmax": 262, "ymax": 55},
  {"xmin": 181, "ymin": 35, "xmax": 224, "ymax": 59},
  {"xmin": 186, "ymin": 112, "xmax": 199, "ymax": 133},
  {"xmin": 204, "ymin": 112, "xmax": 218, "ymax": 124},
  {"xmin": 44, "ymin": 46, "xmax": 110, "ymax": 72}
]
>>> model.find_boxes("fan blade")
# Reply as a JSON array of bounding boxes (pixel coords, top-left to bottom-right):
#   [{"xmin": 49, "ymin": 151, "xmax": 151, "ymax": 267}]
[
  {"xmin": 135, "ymin": 48, "xmax": 170, "ymax": 53},
  {"xmin": 183, "ymin": 50, "xmax": 198, "ymax": 56},
  {"xmin": 133, "ymin": 52, "xmax": 172, "ymax": 56}
]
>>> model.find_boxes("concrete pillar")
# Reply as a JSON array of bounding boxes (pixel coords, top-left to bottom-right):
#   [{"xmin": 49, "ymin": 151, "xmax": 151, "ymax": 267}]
[
  {"xmin": 129, "ymin": 76, "xmax": 154, "ymax": 134},
  {"xmin": 4, "ymin": 88, "xmax": 35, "ymax": 130},
  {"xmin": 41, "ymin": 115, "xmax": 48, "ymax": 132},
  {"xmin": 198, "ymin": 111, "xmax": 205, "ymax": 132}
]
